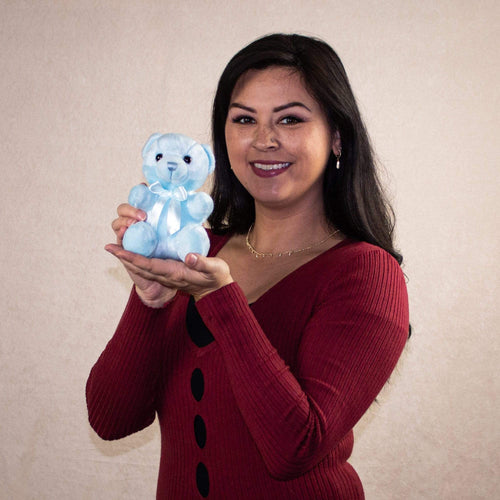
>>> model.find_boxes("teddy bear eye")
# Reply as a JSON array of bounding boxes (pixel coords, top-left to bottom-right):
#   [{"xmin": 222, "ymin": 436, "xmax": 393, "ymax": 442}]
[
  {"xmin": 155, "ymin": 154, "xmax": 163, "ymax": 161},
  {"xmin": 183, "ymin": 156, "xmax": 191, "ymax": 164}
]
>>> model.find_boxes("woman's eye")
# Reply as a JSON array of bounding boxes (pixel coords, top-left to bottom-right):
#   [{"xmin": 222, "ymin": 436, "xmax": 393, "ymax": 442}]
[
  {"xmin": 280, "ymin": 116, "xmax": 302, "ymax": 125},
  {"xmin": 232, "ymin": 115, "xmax": 255, "ymax": 124}
]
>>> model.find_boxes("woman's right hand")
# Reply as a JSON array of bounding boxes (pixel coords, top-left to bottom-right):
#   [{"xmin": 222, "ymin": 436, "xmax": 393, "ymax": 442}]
[{"xmin": 106, "ymin": 204, "xmax": 177, "ymax": 307}]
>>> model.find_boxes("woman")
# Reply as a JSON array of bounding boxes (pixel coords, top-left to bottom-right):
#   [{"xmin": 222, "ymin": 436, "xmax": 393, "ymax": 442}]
[{"xmin": 87, "ymin": 34, "xmax": 409, "ymax": 499}]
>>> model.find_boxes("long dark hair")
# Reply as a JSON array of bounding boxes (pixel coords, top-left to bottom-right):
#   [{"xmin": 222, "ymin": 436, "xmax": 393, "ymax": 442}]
[{"xmin": 208, "ymin": 33, "xmax": 403, "ymax": 265}]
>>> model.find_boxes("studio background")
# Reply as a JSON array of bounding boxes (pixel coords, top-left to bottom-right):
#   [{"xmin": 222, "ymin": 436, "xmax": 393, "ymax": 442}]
[{"xmin": 1, "ymin": 1, "xmax": 498, "ymax": 498}]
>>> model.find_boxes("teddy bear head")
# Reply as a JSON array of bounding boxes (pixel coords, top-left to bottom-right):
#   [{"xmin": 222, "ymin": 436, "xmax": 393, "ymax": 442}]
[{"xmin": 141, "ymin": 133, "xmax": 215, "ymax": 192}]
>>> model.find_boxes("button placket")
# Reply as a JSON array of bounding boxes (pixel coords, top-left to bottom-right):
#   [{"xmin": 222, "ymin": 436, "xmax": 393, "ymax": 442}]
[
  {"xmin": 191, "ymin": 367, "xmax": 209, "ymax": 497},
  {"xmin": 187, "ymin": 297, "xmax": 214, "ymax": 497}
]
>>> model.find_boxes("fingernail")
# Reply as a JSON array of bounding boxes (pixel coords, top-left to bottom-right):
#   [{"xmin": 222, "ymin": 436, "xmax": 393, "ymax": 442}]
[
  {"xmin": 186, "ymin": 254, "xmax": 198, "ymax": 266},
  {"xmin": 138, "ymin": 211, "xmax": 147, "ymax": 221}
]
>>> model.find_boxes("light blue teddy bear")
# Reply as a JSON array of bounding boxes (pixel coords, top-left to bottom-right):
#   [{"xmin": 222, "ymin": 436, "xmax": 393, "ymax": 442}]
[{"xmin": 122, "ymin": 133, "xmax": 215, "ymax": 261}]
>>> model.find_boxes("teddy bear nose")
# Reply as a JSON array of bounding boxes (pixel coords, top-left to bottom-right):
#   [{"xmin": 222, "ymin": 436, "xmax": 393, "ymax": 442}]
[{"xmin": 167, "ymin": 162, "xmax": 177, "ymax": 171}]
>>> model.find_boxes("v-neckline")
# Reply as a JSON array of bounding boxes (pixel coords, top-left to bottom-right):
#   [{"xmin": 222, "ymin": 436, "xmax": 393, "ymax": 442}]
[{"xmin": 208, "ymin": 232, "xmax": 351, "ymax": 305}]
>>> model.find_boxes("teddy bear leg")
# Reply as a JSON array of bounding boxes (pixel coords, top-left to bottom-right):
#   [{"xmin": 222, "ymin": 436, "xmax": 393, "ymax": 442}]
[
  {"xmin": 122, "ymin": 221, "xmax": 158, "ymax": 257},
  {"xmin": 153, "ymin": 237, "xmax": 181, "ymax": 261},
  {"xmin": 174, "ymin": 225, "xmax": 210, "ymax": 262}
]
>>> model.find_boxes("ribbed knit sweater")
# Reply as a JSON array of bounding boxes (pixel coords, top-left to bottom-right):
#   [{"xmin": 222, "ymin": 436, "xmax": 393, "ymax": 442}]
[{"xmin": 86, "ymin": 234, "xmax": 409, "ymax": 499}]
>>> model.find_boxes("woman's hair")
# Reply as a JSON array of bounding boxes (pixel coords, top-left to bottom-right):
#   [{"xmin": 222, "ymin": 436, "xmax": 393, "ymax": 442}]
[{"xmin": 208, "ymin": 33, "xmax": 403, "ymax": 265}]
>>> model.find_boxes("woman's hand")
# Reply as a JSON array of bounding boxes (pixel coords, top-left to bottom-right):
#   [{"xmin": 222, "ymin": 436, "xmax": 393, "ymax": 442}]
[
  {"xmin": 105, "ymin": 245, "xmax": 234, "ymax": 303},
  {"xmin": 107, "ymin": 203, "xmax": 233, "ymax": 306},
  {"xmin": 107, "ymin": 203, "xmax": 175, "ymax": 306},
  {"xmin": 111, "ymin": 203, "xmax": 147, "ymax": 247}
]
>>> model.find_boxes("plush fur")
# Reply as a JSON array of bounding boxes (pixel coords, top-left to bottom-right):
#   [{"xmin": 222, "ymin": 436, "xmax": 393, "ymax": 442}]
[{"xmin": 123, "ymin": 133, "xmax": 215, "ymax": 261}]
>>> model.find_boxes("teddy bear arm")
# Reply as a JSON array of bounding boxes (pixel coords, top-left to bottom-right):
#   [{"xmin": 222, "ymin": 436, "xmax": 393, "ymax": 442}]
[
  {"xmin": 128, "ymin": 184, "xmax": 156, "ymax": 210},
  {"xmin": 185, "ymin": 192, "xmax": 214, "ymax": 222}
]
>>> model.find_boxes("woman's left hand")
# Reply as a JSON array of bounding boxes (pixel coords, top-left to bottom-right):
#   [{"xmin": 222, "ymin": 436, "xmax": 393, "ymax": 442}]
[{"xmin": 105, "ymin": 244, "xmax": 234, "ymax": 301}]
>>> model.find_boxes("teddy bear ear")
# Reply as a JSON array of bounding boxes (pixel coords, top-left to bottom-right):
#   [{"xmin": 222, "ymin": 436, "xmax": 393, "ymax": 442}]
[
  {"xmin": 200, "ymin": 144, "xmax": 215, "ymax": 173},
  {"xmin": 142, "ymin": 133, "xmax": 162, "ymax": 158}
]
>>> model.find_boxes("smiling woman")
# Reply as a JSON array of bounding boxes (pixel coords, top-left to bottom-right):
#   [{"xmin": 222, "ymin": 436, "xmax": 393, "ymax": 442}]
[
  {"xmin": 87, "ymin": 33, "xmax": 409, "ymax": 499},
  {"xmin": 224, "ymin": 67, "xmax": 339, "ymax": 214}
]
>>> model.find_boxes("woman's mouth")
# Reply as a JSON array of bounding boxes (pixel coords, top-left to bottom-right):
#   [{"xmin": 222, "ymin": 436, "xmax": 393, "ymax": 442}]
[{"xmin": 251, "ymin": 162, "xmax": 291, "ymax": 177}]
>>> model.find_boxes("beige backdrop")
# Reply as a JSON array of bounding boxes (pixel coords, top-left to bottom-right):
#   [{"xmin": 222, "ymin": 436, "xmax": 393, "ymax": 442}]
[{"xmin": 1, "ymin": 1, "xmax": 498, "ymax": 499}]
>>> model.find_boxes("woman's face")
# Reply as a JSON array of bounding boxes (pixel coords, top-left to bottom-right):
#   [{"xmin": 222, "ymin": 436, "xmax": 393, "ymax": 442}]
[{"xmin": 225, "ymin": 66, "xmax": 339, "ymax": 213}]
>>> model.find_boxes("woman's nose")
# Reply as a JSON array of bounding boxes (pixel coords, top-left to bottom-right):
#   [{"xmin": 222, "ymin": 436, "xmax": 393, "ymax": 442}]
[{"xmin": 252, "ymin": 124, "xmax": 279, "ymax": 150}]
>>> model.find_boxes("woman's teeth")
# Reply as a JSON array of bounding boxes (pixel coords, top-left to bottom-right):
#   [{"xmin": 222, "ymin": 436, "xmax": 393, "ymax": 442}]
[{"xmin": 253, "ymin": 162, "xmax": 290, "ymax": 171}]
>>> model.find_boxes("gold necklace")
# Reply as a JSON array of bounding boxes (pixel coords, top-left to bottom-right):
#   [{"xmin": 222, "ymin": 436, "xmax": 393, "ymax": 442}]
[{"xmin": 245, "ymin": 224, "xmax": 340, "ymax": 258}]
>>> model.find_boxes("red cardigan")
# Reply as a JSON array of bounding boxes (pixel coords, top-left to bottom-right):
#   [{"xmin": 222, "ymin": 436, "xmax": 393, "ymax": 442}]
[{"xmin": 87, "ymin": 234, "xmax": 409, "ymax": 499}]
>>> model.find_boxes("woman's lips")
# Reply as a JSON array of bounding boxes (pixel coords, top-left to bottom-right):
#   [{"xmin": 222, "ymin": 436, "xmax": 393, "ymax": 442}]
[{"xmin": 250, "ymin": 161, "xmax": 291, "ymax": 177}]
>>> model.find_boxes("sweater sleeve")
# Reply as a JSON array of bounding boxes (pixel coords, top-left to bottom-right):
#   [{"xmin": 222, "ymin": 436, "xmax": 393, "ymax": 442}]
[
  {"xmin": 86, "ymin": 288, "xmax": 170, "ymax": 440},
  {"xmin": 195, "ymin": 248, "xmax": 409, "ymax": 480}
]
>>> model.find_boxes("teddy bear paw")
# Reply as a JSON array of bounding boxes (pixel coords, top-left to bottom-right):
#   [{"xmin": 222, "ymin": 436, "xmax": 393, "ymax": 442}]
[{"xmin": 123, "ymin": 221, "xmax": 158, "ymax": 257}]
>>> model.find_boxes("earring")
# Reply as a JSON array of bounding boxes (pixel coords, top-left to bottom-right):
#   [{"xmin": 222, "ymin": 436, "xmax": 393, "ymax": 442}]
[{"xmin": 335, "ymin": 149, "xmax": 341, "ymax": 170}]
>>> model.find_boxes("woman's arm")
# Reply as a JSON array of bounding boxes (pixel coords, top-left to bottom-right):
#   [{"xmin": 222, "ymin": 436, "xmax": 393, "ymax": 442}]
[
  {"xmin": 196, "ymin": 248, "xmax": 409, "ymax": 480},
  {"xmin": 88, "ymin": 214, "xmax": 229, "ymax": 440},
  {"xmin": 86, "ymin": 288, "xmax": 171, "ymax": 440}
]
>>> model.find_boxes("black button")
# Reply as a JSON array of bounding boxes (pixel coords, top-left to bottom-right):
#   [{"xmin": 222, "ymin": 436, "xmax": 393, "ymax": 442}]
[
  {"xmin": 196, "ymin": 462, "xmax": 209, "ymax": 497},
  {"xmin": 191, "ymin": 369, "xmax": 204, "ymax": 402},
  {"xmin": 194, "ymin": 415, "xmax": 207, "ymax": 449},
  {"xmin": 186, "ymin": 296, "xmax": 215, "ymax": 347}
]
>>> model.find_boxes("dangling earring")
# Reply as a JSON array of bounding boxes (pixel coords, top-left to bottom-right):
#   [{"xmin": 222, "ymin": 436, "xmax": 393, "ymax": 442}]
[{"xmin": 335, "ymin": 149, "xmax": 341, "ymax": 170}]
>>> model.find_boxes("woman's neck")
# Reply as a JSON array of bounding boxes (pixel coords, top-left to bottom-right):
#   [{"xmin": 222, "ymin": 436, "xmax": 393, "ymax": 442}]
[{"xmin": 250, "ymin": 203, "xmax": 334, "ymax": 255}]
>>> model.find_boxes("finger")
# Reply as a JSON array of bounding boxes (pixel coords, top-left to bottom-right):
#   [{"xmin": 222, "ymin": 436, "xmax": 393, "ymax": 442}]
[
  {"xmin": 106, "ymin": 249, "xmax": 164, "ymax": 283},
  {"xmin": 117, "ymin": 203, "xmax": 147, "ymax": 221},
  {"xmin": 105, "ymin": 245, "xmax": 148, "ymax": 265},
  {"xmin": 107, "ymin": 247, "xmax": 181, "ymax": 279},
  {"xmin": 143, "ymin": 257, "xmax": 186, "ymax": 283},
  {"xmin": 123, "ymin": 259, "xmax": 185, "ymax": 290},
  {"xmin": 105, "ymin": 243, "xmax": 123, "ymax": 255},
  {"xmin": 111, "ymin": 215, "xmax": 141, "ymax": 235},
  {"xmin": 111, "ymin": 208, "xmax": 146, "ymax": 245},
  {"xmin": 184, "ymin": 253, "xmax": 199, "ymax": 268},
  {"xmin": 111, "ymin": 217, "xmax": 129, "ymax": 233},
  {"xmin": 115, "ymin": 226, "xmax": 126, "ymax": 244},
  {"xmin": 185, "ymin": 253, "xmax": 228, "ymax": 277},
  {"xmin": 121, "ymin": 260, "xmax": 158, "ymax": 282},
  {"xmin": 185, "ymin": 253, "xmax": 218, "ymax": 273},
  {"xmin": 183, "ymin": 256, "xmax": 209, "ymax": 286}
]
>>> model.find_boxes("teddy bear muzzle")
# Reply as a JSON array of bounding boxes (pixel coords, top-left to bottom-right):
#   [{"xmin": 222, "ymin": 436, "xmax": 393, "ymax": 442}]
[{"xmin": 157, "ymin": 158, "xmax": 188, "ymax": 185}]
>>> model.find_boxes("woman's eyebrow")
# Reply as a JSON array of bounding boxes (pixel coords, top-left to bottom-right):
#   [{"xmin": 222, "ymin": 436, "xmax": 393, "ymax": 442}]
[
  {"xmin": 229, "ymin": 103, "xmax": 256, "ymax": 112},
  {"xmin": 228, "ymin": 101, "xmax": 312, "ymax": 113},
  {"xmin": 274, "ymin": 102, "xmax": 311, "ymax": 113}
]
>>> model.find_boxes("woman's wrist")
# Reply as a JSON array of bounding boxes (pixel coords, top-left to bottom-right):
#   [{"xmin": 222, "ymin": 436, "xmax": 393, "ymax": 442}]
[
  {"xmin": 135, "ymin": 285, "xmax": 177, "ymax": 308},
  {"xmin": 192, "ymin": 278, "xmax": 234, "ymax": 302}
]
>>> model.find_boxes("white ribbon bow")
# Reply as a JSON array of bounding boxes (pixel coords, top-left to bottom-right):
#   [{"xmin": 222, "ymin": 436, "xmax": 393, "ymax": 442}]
[{"xmin": 147, "ymin": 182, "xmax": 188, "ymax": 235}]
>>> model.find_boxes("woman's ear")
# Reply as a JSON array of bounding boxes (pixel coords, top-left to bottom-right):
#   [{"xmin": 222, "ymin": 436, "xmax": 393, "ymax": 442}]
[{"xmin": 331, "ymin": 130, "xmax": 341, "ymax": 156}]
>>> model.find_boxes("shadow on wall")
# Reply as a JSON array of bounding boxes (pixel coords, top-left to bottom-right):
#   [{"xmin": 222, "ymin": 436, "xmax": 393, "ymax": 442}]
[
  {"xmin": 107, "ymin": 264, "xmax": 135, "ymax": 293},
  {"xmin": 88, "ymin": 420, "xmax": 159, "ymax": 457}
]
